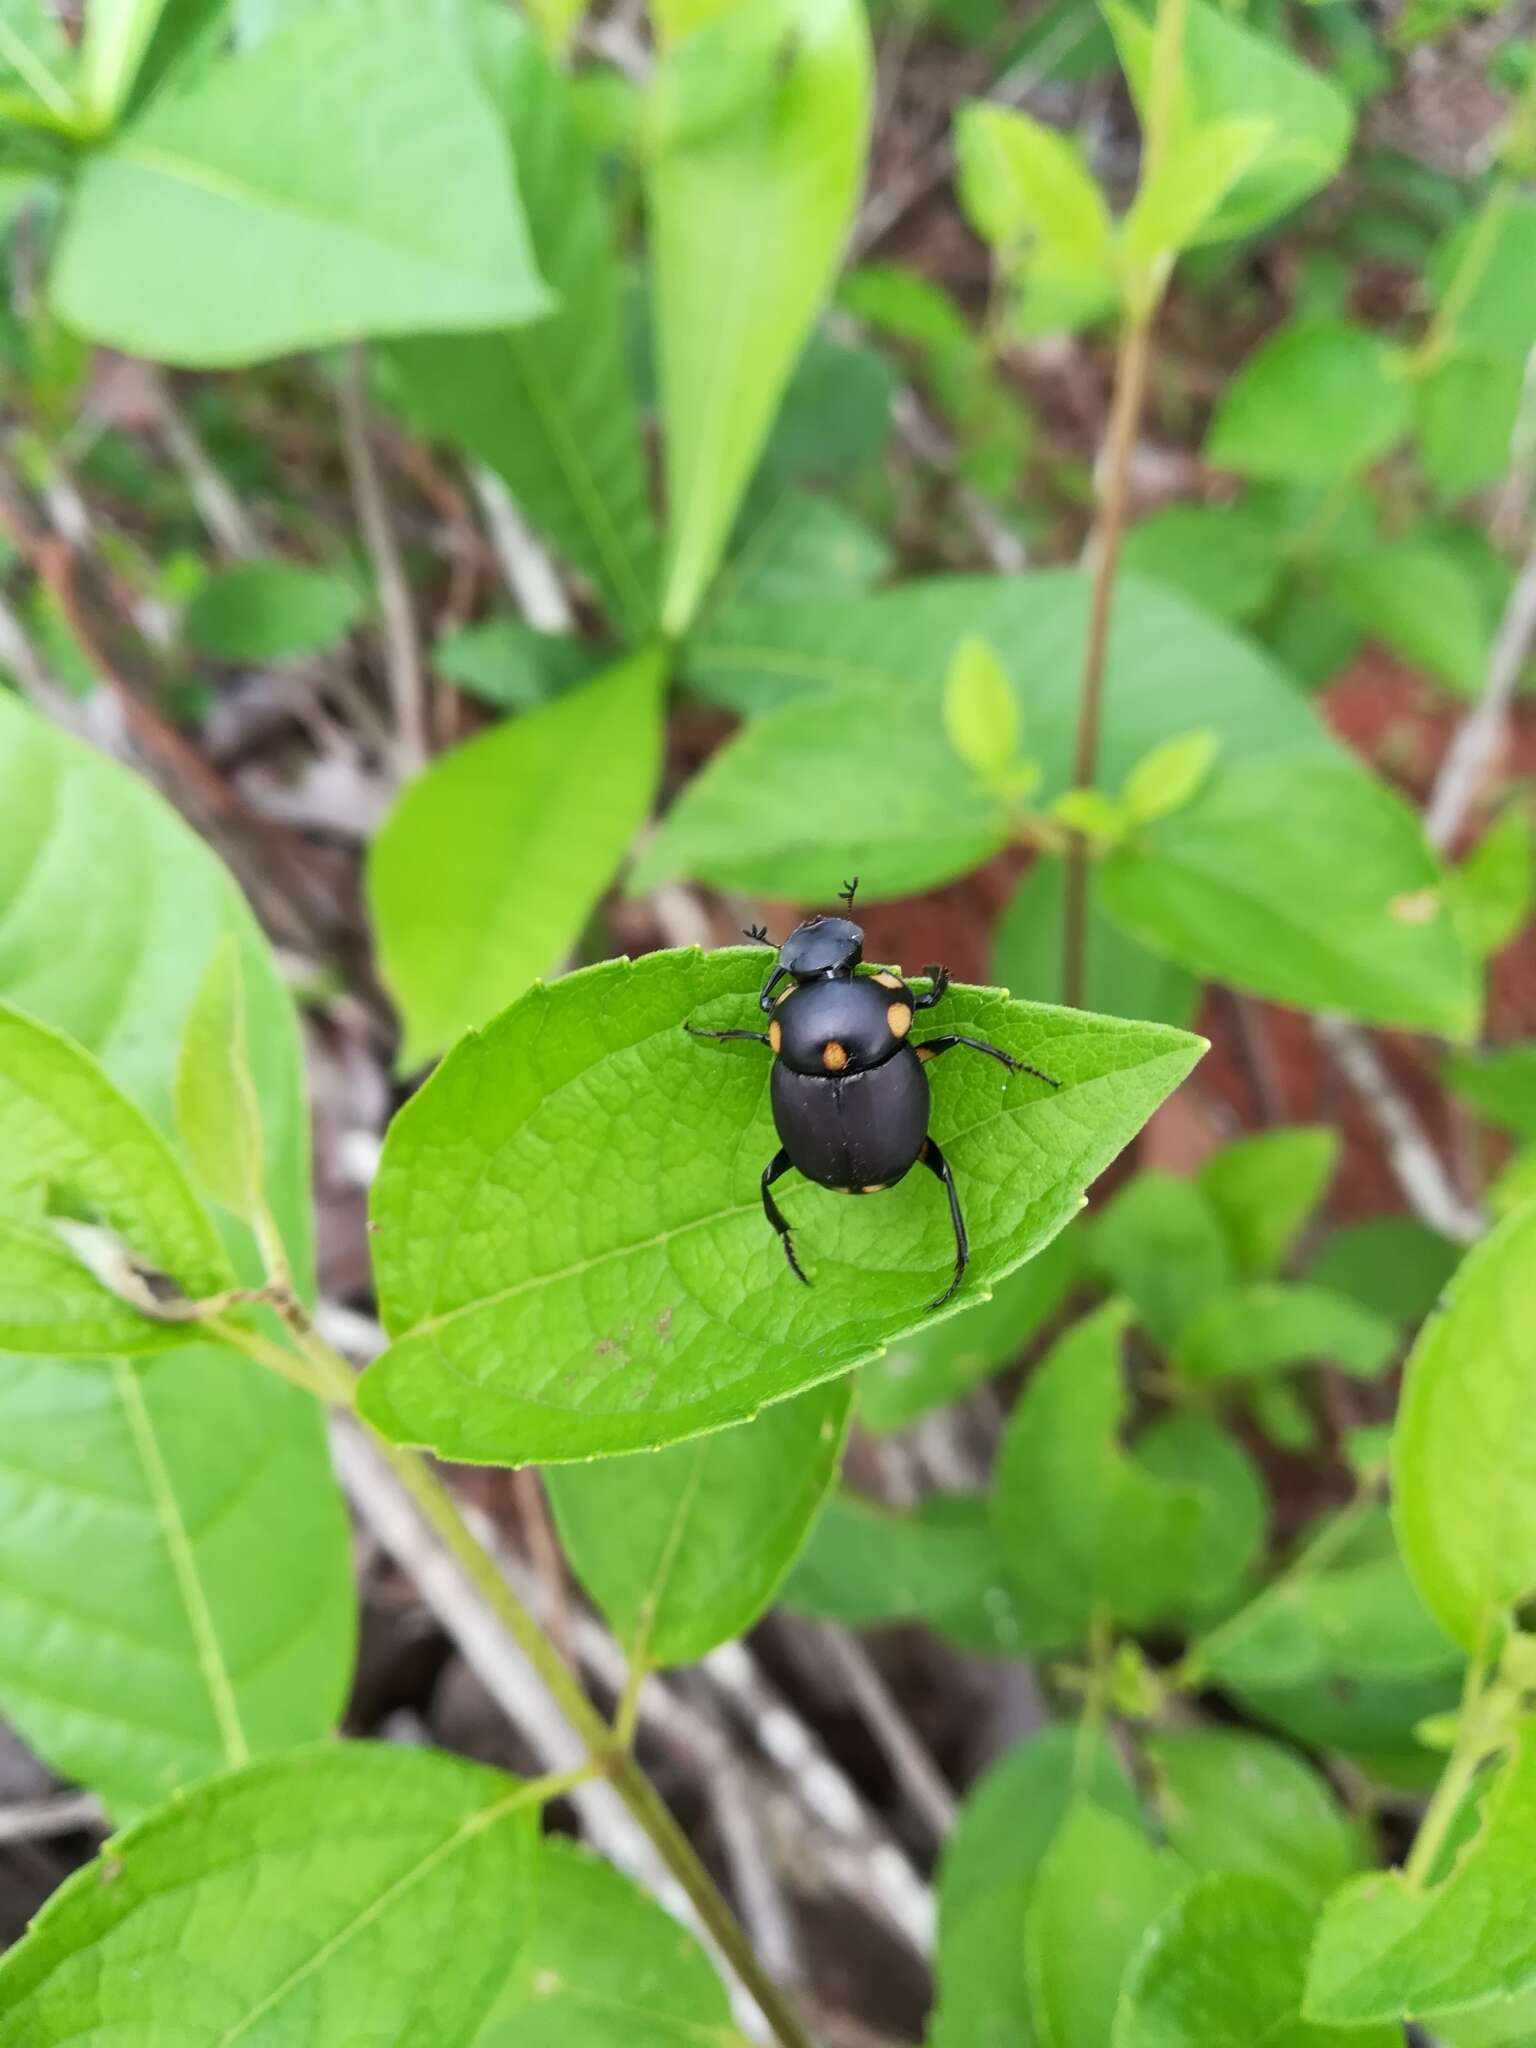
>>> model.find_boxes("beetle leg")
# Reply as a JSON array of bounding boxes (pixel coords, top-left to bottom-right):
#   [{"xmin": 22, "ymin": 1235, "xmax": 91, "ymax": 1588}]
[
  {"xmin": 684, "ymin": 1022, "xmax": 772, "ymax": 1048},
  {"xmin": 762, "ymin": 1148, "xmax": 809, "ymax": 1285},
  {"xmin": 915, "ymin": 1034, "xmax": 1058, "ymax": 1088},
  {"xmin": 920, "ymin": 1137, "xmax": 968, "ymax": 1310},
  {"xmin": 914, "ymin": 963, "xmax": 951, "ymax": 1010}
]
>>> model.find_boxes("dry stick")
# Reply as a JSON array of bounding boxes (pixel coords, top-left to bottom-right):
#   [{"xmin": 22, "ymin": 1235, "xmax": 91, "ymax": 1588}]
[
  {"xmin": 1424, "ymin": 534, "xmax": 1536, "ymax": 852},
  {"xmin": 0, "ymin": 1791, "xmax": 102, "ymax": 1846},
  {"xmin": 472, "ymin": 468, "xmax": 576, "ymax": 634},
  {"xmin": 711, "ymin": 1769, "xmax": 807, "ymax": 1990},
  {"xmin": 150, "ymin": 371, "xmax": 262, "ymax": 561},
  {"xmin": 339, "ymin": 346, "xmax": 428, "ymax": 777},
  {"xmin": 233, "ymin": 1309, "xmax": 814, "ymax": 2048},
  {"xmin": 808, "ymin": 1623, "xmax": 957, "ymax": 1842}
]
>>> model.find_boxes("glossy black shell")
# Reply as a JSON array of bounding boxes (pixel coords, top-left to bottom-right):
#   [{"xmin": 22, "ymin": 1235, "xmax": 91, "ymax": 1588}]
[
  {"xmin": 771, "ymin": 1045, "xmax": 930, "ymax": 1191},
  {"xmin": 773, "ymin": 973, "xmax": 913, "ymax": 1076}
]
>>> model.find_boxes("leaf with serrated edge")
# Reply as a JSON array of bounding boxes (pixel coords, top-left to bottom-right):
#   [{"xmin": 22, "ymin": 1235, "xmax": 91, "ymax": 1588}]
[
  {"xmin": 1306, "ymin": 1722, "xmax": 1536, "ymax": 2027},
  {"xmin": 0, "ymin": 1745, "xmax": 540, "ymax": 2039},
  {"xmin": 546, "ymin": 1377, "xmax": 852, "ymax": 1666},
  {"xmin": 360, "ymin": 948, "xmax": 1204, "ymax": 1463},
  {"xmin": 0, "ymin": 695, "xmax": 353, "ymax": 1817},
  {"xmin": 1395, "ymin": 1205, "xmax": 1536, "ymax": 1656}
]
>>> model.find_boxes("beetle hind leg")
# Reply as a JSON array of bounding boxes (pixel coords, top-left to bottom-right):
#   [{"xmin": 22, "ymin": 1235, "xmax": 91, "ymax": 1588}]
[
  {"xmin": 915, "ymin": 1034, "xmax": 1058, "ymax": 1088},
  {"xmin": 684, "ymin": 1022, "xmax": 772, "ymax": 1048},
  {"xmin": 762, "ymin": 1147, "xmax": 810, "ymax": 1286},
  {"xmin": 920, "ymin": 1136, "xmax": 968, "ymax": 1310}
]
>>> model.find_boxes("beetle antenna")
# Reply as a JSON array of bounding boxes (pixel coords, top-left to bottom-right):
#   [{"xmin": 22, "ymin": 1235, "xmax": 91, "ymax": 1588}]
[
  {"xmin": 743, "ymin": 923, "xmax": 773, "ymax": 946},
  {"xmin": 837, "ymin": 876, "xmax": 859, "ymax": 909}
]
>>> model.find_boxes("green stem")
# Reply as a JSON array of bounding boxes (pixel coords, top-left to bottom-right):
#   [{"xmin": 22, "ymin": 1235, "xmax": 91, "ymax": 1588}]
[
  {"xmin": 215, "ymin": 1298, "xmax": 815, "ymax": 2048},
  {"xmin": 1061, "ymin": 0, "xmax": 1188, "ymax": 1009},
  {"xmin": 1403, "ymin": 1632, "xmax": 1493, "ymax": 1890}
]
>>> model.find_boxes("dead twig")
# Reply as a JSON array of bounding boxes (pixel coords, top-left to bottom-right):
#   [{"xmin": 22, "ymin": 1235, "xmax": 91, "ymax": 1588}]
[{"xmin": 339, "ymin": 346, "xmax": 428, "ymax": 777}]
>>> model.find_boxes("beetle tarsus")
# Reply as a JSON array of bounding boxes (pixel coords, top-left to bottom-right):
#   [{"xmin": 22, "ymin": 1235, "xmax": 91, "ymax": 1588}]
[
  {"xmin": 921, "ymin": 1136, "xmax": 968, "ymax": 1309},
  {"xmin": 743, "ymin": 923, "xmax": 773, "ymax": 945},
  {"xmin": 916, "ymin": 1033, "xmax": 1058, "ymax": 1088},
  {"xmin": 761, "ymin": 1148, "xmax": 810, "ymax": 1285},
  {"xmin": 915, "ymin": 964, "xmax": 951, "ymax": 1010}
]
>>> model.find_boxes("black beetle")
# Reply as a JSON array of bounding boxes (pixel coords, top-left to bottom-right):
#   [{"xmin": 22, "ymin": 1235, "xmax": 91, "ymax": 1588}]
[{"xmin": 685, "ymin": 881, "xmax": 1059, "ymax": 1310}]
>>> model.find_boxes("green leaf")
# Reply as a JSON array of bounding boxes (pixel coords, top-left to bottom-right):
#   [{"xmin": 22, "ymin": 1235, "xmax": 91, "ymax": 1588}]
[
  {"xmin": 1121, "ymin": 1872, "xmax": 1399, "ymax": 2048},
  {"xmin": 933, "ymin": 1726, "xmax": 1138, "ymax": 2048},
  {"xmin": 78, "ymin": 0, "xmax": 171, "ymax": 126},
  {"xmin": 992, "ymin": 1302, "xmax": 1216, "ymax": 1638},
  {"xmin": 993, "ymin": 857, "xmax": 1199, "ymax": 1031},
  {"xmin": 1450, "ymin": 801, "xmax": 1534, "ymax": 959},
  {"xmin": 1121, "ymin": 729, "xmax": 1219, "ymax": 827},
  {"xmin": 954, "ymin": 100, "xmax": 1111, "ymax": 259},
  {"xmin": 1173, "ymin": 1281, "xmax": 1399, "ymax": 1384},
  {"xmin": 1412, "ymin": 350, "xmax": 1526, "ymax": 497},
  {"xmin": 780, "ymin": 1489, "xmax": 1037, "ymax": 1654},
  {"xmin": 1144, "ymin": 1728, "xmax": 1361, "ymax": 1906},
  {"xmin": 0, "ymin": 0, "xmax": 74, "ymax": 123},
  {"xmin": 1325, "ymin": 543, "xmax": 1488, "ymax": 696},
  {"xmin": 1119, "ymin": 502, "xmax": 1282, "ymax": 627},
  {"xmin": 1134, "ymin": 1409, "xmax": 1267, "ymax": 1623},
  {"xmin": 173, "ymin": 936, "xmax": 267, "ymax": 1228},
  {"xmin": 648, "ymin": 0, "xmax": 872, "ymax": 634},
  {"xmin": 1444, "ymin": 1044, "xmax": 1536, "ymax": 1138},
  {"xmin": 52, "ymin": 8, "xmax": 549, "ymax": 365},
  {"xmin": 943, "ymin": 632, "xmax": 1020, "ymax": 780},
  {"xmin": 1307, "ymin": 1216, "xmax": 1461, "ymax": 1329},
  {"xmin": 382, "ymin": 18, "xmax": 659, "ymax": 638},
  {"xmin": 0, "ymin": 695, "xmax": 352, "ymax": 1818},
  {"xmin": 546, "ymin": 1379, "xmax": 850, "ymax": 1667},
  {"xmin": 369, "ymin": 649, "xmax": 665, "ymax": 1070},
  {"xmin": 1029, "ymin": 1801, "xmax": 1189, "ymax": 2048},
  {"xmin": 182, "ymin": 560, "xmax": 362, "ymax": 663},
  {"xmin": 432, "ymin": 617, "xmax": 601, "ymax": 713},
  {"xmin": 1106, "ymin": 0, "xmax": 1352, "ymax": 242},
  {"xmin": 629, "ymin": 685, "xmax": 1009, "ymax": 902},
  {"xmin": 1198, "ymin": 1127, "xmax": 1340, "ymax": 1280},
  {"xmin": 1394, "ymin": 1206, "xmax": 1536, "ymax": 1657},
  {"xmin": 1307, "ymin": 1722, "xmax": 1536, "ymax": 2027},
  {"xmin": 0, "ymin": 1745, "xmax": 541, "ymax": 2037},
  {"xmin": 1101, "ymin": 754, "xmax": 1478, "ymax": 1039},
  {"xmin": 479, "ymin": 1836, "xmax": 741, "ymax": 2044},
  {"xmin": 1092, "ymin": 1170, "xmax": 1233, "ymax": 1352},
  {"xmin": 1427, "ymin": 201, "xmax": 1536, "ymax": 361},
  {"xmin": 359, "ymin": 950, "xmax": 1203, "ymax": 1462},
  {"xmin": 0, "ymin": 999, "xmax": 232, "ymax": 1329},
  {"xmin": 1192, "ymin": 1505, "xmax": 1460, "ymax": 1693},
  {"xmin": 709, "ymin": 492, "xmax": 893, "ymax": 617},
  {"xmin": 1207, "ymin": 319, "xmax": 1410, "ymax": 482},
  {"xmin": 1122, "ymin": 116, "xmax": 1275, "ymax": 269},
  {"xmin": 1052, "ymin": 786, "xmax": 1127, "ymax": 843},
  {"xmin": 859, "ymin": 1224, "xmax": 1081, "ymax": 1431}
]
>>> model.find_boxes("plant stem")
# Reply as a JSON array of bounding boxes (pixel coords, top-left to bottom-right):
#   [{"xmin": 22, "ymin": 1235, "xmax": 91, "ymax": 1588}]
[
  {"xmin": 1061, "ymin": 0, "xmax": 1187, "ymax": 1008},
  {"xmin": 1062, "ymin": 310, "xmax": 1156, "ymax": 1008},
  {"xmin": 1403, "ymin": 1637, "xmax": 1493, "ymax": 1889},
  {"xmin": 217, "ymin": 1298, "xmax": 816, "ymax": 2048}
]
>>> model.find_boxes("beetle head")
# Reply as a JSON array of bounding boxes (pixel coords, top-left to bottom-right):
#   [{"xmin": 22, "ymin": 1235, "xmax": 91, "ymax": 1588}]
[{"xmin": 779, "ymin": 914, "xmax": 863, "ymax": 980}]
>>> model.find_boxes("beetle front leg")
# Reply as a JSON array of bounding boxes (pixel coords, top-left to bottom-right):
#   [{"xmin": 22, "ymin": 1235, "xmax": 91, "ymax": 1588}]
[
  {"xmin": 920, "ymin": 1137, "xmax": 968, "ymax": 1309},
  {"xmin": 684, "ymin": 1023, "xmax": 773, "ymax": 1049},
  {"xmin": 914, "ymin": 963, "xmax": 951, "ymax": 1011},
  {"xmin": 916, "ymin": 1034, "xmax": 1059, "ymax": 1088},
  {"xmin": 762, "ymin": 1148, "xmax": 809, "ymax": 1285}
]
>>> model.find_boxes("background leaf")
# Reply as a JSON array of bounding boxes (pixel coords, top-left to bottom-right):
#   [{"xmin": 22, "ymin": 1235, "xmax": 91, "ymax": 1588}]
[
  {"xmin": 1206, "ymin": 319, "xmax": 1409, "ymax": 482},
  {"xmin": 1325, "ymin": 543, "xmax": 1488, "ymax": 696},
  {"xmin": 649, "ymin": 0, "xmax": 872, "ymax": 633},
  {"xmin": 0, "ymin": 1745, "xmax": 540, "ymax": 2038},
  {"xmin": 182, "ymin": 560, "xmax": 362, "ymax": 663},
  {"xmin": 360, "ymin": 948, "xmax": 1202, "ymax": 1462},
  {"xmin": 53, "ymin": 8, "xmax": 549, "ymax": 364},
  {"xmin": 1119, "ymin": 1872, "xmax": 1398, "ymax": 2048},
  {"xmin": 0, "ymin": 697, "xmax": 353, "ymax": 1818},
  {"xmin": 382, "ymin": 17, "xmax": 659, "ymax": 638},
  {"xmin": 1394, "ymin": 1205, "xmax": 1536, "ymax": 1655},
  {"xmin": 1198, "ymin": 1128, "xmax": 1339, "ymax": 1281},
  {"xmin": 546, "ymin": 1378, "xmax": 852, "ymax": 1666},
  {"xmin": 173, "ymin": 936, "xmax": 267, "ymax": 1226},
  {"xmin": 1101, "ymin": 754, "xmax": 1477, "ymax": 1038},
  {"xmin": 368, "ymin": 649, "xmax": 665, "ymax": 1070},
  {"xmin": 993, "ymin": 857, "xmax": 1200, "ymax": 1029}
]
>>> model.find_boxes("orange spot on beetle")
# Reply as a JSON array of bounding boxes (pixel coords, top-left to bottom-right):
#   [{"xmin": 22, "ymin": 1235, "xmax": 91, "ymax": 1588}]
[
  {"xmin": 768, "ymin": 1019, "xmax": 782, "ymax": 1053},
  {"xmin": 822, "ymin": 1040, "xmax": 849, "ymax": 1072},
  {"xmin": 887, "ymin": 1002, "xmax": 912, "ymax": 1037}
]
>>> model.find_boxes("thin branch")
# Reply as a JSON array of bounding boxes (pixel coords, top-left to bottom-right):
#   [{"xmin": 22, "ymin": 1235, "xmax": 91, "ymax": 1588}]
[
  {"xmin": 1424, "ymin": 533, "xmax": 1536, "ymax": 851},
  {"xmin": 808, "ymin": 1623, "xmax": 957, "ymax": 1842},
  {"xmin": 0, "ymin": 1790, "xmax": 103, "ymax": 1846},
  {"xmin": 471, "ymin": 467, "xmax": 576, "ymax": 633},
  {"xmin": 339, "ymin": 346, "xmax": 428, "ymax": 776},
  {"xmin": 1311, "ymin": 1013, "xmax": 1483, "ymax": 1244},
  {"xmin": 150, "ymin": 371, "xmax": 261, "ymax": 560},
  {"xmin": 711, "ymin": 1769, "xmax": 806, "ymax": 1988}
]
